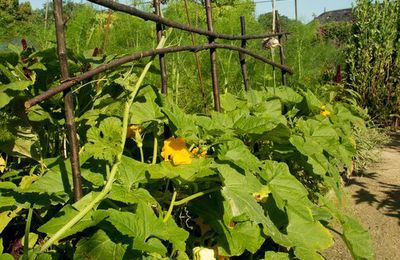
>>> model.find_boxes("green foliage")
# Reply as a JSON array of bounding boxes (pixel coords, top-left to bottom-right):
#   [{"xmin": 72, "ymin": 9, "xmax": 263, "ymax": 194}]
[
  {"xmin": 0, "ymin": 3, "xmax": 375, "ymax": 260},
  {"xmin": 318, "ymin": 22, "xmax": 352, "ymax": 45},
  {"xmin": 346, "ymin": 0, "xmax": 400, "ymax": 126},
  {"xmin": 258, "ymin": 12, "xmax": 291, "ymax": 32}
]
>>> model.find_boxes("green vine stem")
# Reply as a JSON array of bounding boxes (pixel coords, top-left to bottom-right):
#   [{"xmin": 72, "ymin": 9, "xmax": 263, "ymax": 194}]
[
  {"xmin": 23, "ymin": 207, "xmax": 33, "ymax": 260},
  {"xmin": 162, "ymin": 187, "xmax": 220, "ymax": 223},
  {"xmin": 139, "ymin": 147, "xmax": 145, "ymax": 163},
  {"xmin": 163, "ymin": 191, "xmax": 177, "ymax": 223},
  {"xmin": 173, "ymin": 187, "xmax": 220, "ymax": 206},
  {"xmin": 39, "ymin": 35, "xmax": 168, "ymax": 253},
  {"xmin": 152, "ymin": 135, "xmax": 158, "ymax": 165}
]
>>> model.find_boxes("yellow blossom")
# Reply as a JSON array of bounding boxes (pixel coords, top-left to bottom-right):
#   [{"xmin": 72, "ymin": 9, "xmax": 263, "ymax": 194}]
[
  {"xmin": 199, "ymin": 150, "xmax": 207, "ymax": 158},
  {"xmin": 126, "ymin": 124, "xmax": 143, "ymax": 138},
  {"xmin": 191, "ymin": 147, "xmax": 208, "ymax": 158},
  {"xmin": 0, "ymin": 156, "xmax": 5, "ymax": 174},
  {"xmin": 252, "ymin": 186, "xmax": 271, "ymax": 202},
  {"xmin": 320, "ymin": 105, "xmax": 331, "ymax": 117},
  {"xmin": 161, "ymin": 137, "xmax": 192, "ymax": 166}
]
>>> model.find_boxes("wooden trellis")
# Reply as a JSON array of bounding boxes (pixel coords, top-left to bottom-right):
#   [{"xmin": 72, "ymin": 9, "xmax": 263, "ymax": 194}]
[{"xmin": 24, "ymin": 0, "xmax": 293, "ymax": 201}]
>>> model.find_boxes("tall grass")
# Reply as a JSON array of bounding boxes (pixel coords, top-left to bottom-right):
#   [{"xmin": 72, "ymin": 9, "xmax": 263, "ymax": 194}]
[{"xmin": 346, "ymin": 0, "xmax": 400, "ymax": 127}]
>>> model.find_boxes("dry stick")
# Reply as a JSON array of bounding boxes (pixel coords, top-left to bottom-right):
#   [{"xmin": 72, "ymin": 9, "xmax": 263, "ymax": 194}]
[
  {"xmin": 101, "ymin": 8, "xmax": 113, "ymax": 54},
  {"xmin": 87, "ymin": 0, "xmax": 288, "ymax": 41},
  {"xmin": 271, "ymin": 0, "xmax": 277, "ymax": 91},
  {"xmin": 53, "ymin": 0, "xmax": 83, "ymax": 201},
  {"xmin": 183, "ymin": 0, "xmax": 207, "ymax": 112},
  {"xmin": 204, "ymin": 0, "xmax": 220, "ymax": 112},
  {"xmin": 154, "ymin": 0, "xmax": 168, "ymax": 94},
  {"xmin": 276, "ymin": 11, "xmax": 287, "ymax": 86},
  {"xmin": 25, "ymin": 44, "xmax": 293, "ymax": 109},
  {"xmin": 239, "ymin": 16, "xmax": 250, "ymax": 91}
]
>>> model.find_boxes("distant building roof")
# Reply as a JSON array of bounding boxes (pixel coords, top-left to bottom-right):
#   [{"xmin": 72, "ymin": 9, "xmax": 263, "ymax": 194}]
[{"xmin": 314, "ymin": 8, "xmax": 354, "ymax": 24}]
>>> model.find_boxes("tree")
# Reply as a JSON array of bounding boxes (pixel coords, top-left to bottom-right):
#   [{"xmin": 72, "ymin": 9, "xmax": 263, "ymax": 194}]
[{"xmin": 258, "ymin": 12, "xmax": 292, "ymax": 32}]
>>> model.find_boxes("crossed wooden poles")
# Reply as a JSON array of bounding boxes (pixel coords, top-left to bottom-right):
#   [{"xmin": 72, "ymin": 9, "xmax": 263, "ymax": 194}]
[{"xmin": 25, "ymin": 0, "xmax": 292, "ymax": 201}]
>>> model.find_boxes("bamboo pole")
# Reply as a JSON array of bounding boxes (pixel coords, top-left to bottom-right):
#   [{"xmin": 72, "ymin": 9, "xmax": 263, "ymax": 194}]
[
  {"xmin": 154, "ymin": 0, "xmax": 168, "ymax": 94},
  {"xmin": 204, "ymin": 0, "xmax": 220, "ymax": 112},
  {"xmin": 87, "ymin": 0, "xmax": 289, "ymax": 41},
  {"xmin": 239, "ymin": 16, "xmax": 249, "ymax": 91},
  {"xmin": 53, "ymin": 0, "xmax": 83, "ymax": 201},
  {"xmin": 276, "ymin": 11, "xmax": 287, "ymax": 85},
  {"xmin": 25, "ymin": 43, "xmax": 294, "ymax": 109}
]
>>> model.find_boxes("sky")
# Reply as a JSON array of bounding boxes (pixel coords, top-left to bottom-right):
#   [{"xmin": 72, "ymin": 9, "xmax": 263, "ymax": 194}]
[
  {"xmin": 24, "ymin": 0, "xmax": 356, "ymax": 22},
  {"xmin": 255, "ymin": 0, "xmax": 356, "ymax": 22}
]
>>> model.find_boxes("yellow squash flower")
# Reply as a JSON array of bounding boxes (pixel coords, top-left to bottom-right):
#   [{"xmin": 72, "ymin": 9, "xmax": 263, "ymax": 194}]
[
  {"xmin": 126, "ymin": 124, "xmax": 143, "ymax": 139},
  {"xmin": 161, "ymin": 137, "xmax": 192, "ymax": 166},
  {"xmin": 320, "ymin": 105, "xmax": 331, "ymax": 117},
  {"xmin": 0, "ymin": 156, "xmax": 6, "ymax": 174},
  {"xmin": 191, "ymin": 147, "xmax": 208, "ymax": 158},
  {"xmin": 252, "ymin": 186, "xmax": 271, "ymax": 202}
]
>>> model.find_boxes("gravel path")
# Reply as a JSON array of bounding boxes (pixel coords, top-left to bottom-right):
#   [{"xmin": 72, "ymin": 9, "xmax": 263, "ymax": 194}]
[{"xmin": 324, "ymin": 133, "xmax": 400, "ymax": 260}]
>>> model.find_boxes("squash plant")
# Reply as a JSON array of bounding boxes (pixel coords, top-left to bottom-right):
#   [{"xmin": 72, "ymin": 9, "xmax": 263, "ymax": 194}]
[{"xmin": 0, "ymin": 44, "xmax": 374, "ymax": 259}]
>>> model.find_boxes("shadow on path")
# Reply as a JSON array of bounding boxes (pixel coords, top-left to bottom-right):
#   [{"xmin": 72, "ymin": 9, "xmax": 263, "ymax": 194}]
[
  {"xmin": 346, "ymin": 132, "xmax": 400, "ymax": 224},
  {"xmin": 386, "ymin": 132, "xmax": 400, "ymax": 151}
]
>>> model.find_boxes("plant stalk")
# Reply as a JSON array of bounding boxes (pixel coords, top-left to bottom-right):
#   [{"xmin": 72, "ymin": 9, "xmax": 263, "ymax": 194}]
[
  {"xmin": 39, "ymin": 35, "xmax": 168, "ymax": 254},
  {"xmin": 23, "ymin": 207, "xmax": 33, "ymax": 260}
]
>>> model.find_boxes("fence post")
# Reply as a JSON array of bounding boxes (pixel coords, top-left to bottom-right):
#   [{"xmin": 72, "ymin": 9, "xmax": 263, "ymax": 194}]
[
  {"xmin": 154, "ymin": 0, "xmax": 168, "ymax": 94},
  {"xmin": 239, "ymin": 16, "xmax": 250, "ymax": 91},
  {"xmin": 276, "ymin": 11, "xmax": 288, "ymax": 86},
  {"xmin": 204, "ymin": 0, "xmax": 221, "ymax": 112},
  {"xmin": 53, "ymin": 0, "xmax": 83, "ymax": 201}
]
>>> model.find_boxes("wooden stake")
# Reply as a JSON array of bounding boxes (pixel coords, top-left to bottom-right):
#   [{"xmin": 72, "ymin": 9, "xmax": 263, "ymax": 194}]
[
  {"xmin": 25, "ymin": 43, "xmax": 294, "ymax": 109},
  {"xmin": 204, "ymin": 0, "xmax": 220, "ymax": 112},
  {"xmin": 276, "ymin": 11, "xmax": 287, "ymax": 85},
  {"xmin": 239, "ymin": 16, "xmax": 249, "ymax": 91},
  {"xmin": 154, "ymin": 0, "xmax": 168, "ymax": 94},
  {"xmin": 53, "ymin": 0, "xmax": 83, "ymax": 201}
]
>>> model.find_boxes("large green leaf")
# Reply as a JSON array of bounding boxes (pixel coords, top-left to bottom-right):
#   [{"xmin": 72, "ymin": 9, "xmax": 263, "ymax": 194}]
[
  {"xmin": 85, "ymin": 117, "xmax": 123, "ymax": 162},
  {"xmin": 0, "ymin": 81, "xmax": 32, "ymax": 109},
  {"xmin": 340, "ymin": 215, "xmax": 374, "ymax": 260},
  {"xmin": 74, "ymin": 229, "xmax": 127, "ymax": 260},
  {"xmin": 107, "ymin": 185, "xmax": 156, "ymax": 205},
  {"xmin": 216, "ymin": 139, "xmax": 261, "ymax": 172},
  {"xmin": 218, "ymin": 165, "xmax": 291, "ymax": 247},
  {"xmin": 189, "ymin": 193, "xmax": 265, "ymax": 256},
  {"xmin": 117, "ymin": 156, "xmax": 148, "ymax": 190},
  {"xmin": 129, "ymin": 86, "xmax": 164, "ymax": 124},
  {"xmin": 162, "ymin": 104, "xmax": 199, "ymax": 141},
  {"xmin": 286, "ymin": 202, "xmax": 334, "ymax": 260},
  {"xmin": 262, "ymin": 161, "xmax": 309, "ymax": 210},
  {"xmin": 266, "ymin": 86, "xmax": 303, "ymax": 105},
  {"xmin": 264, "ymin": 251, "xmax": 290, "ymax": 260},
  {"xmin": 220, "ymin": 92, "xmax": 247, "ymax": 112},
  {"xmin": 26, "ymin": 157, "xmax": 73, "ymax": 195},
  {"xmin": 38, "ymin": 204, "xmax": 105, "ymax": 240},
  {"xmin": 146, "ymin": 158, "xmax": 215, "ymax": 181},
  {"xmin": 106, "ymin": 203, "xmax": 188, "ymax": 255},
  {"xmin": 26, "ymin": 155, "xmax": 92, "ymax": 195}
]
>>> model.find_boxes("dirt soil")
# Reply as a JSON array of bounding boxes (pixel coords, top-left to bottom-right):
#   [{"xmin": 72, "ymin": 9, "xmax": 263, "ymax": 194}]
[{"xmin": 323, "ymin": 133, "xmax": 400, "ymax": 260}]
